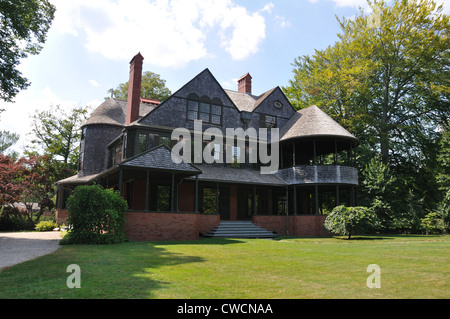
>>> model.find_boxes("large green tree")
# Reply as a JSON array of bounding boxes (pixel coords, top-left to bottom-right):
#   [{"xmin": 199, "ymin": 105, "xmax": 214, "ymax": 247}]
[
  {"xmin": 283, "ymin": 0, "xmax": 449, "ymax": 226},
  {"xmin": 284, "ymin": 0, "xmax": 449, "ymax": 165},
  {"xmin": 109, "ymin": 71, "xmax": 172, "ymax": 101},
  {"xmin": 27, "ymin": 104, "xmax": 90, "ymax": 171},
  {"xmin": 0, "ymin": 0, "xmax": 55, "ymax": 102}
]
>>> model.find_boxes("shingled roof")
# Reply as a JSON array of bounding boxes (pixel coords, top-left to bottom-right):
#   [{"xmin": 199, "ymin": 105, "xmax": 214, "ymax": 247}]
[
  {"xmin": 188, "ymin": 164, "xmax": 285, "ymax": 186},
  {"xmin": 83, "ymin": 98, "xmax": 157, "ymax": 127},
  {"xmin": 279, "ymin": 105, "xmax": 359, "ymax": 144},
  {"xmin": 224, "ymin": 88, "xmax": 277, "ymax": 112},
  {"xmin": 119, "ymin": 144, "xmax": 201, "ymax": 174}
]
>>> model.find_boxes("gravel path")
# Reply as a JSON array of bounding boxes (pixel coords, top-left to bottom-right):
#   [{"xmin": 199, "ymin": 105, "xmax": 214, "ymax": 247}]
[{"xmin": 0, "ymin": 231, "xmax": 62, "ymax": 270}]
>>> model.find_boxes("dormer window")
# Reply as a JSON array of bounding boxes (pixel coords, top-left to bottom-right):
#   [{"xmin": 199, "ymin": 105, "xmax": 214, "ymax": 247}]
[{"xmin": 187, "ymin": 94, "xmax": 222, "ymax": 125}]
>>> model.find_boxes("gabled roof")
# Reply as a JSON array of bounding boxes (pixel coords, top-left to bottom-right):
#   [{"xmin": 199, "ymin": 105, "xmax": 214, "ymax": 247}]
[
  {"xmin": 279, "ymin": 105, "xmax": 359, "ymax": 145},
  {"xmin": 138, "ymin": 68, "xmax": 240, "ymax": 124},
  {"xmin": 119, "ymin": 144, "xmax": 201, "ymax": 174},
  {"xmin": 83, "ymin": 98, "xmax": 157, "ymax": 127},
  {"xmin": 224, "ymin": 87, "xmax": 294, "ymax": 113}
]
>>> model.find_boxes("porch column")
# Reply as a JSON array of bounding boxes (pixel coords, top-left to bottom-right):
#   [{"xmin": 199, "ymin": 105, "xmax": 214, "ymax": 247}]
[
  {"xmin": 195, "ymin": 175, "xmax": 199, "ymax": 212},
  {"xmin": 313, "ymin": 140, "xmax": 317, "ymax": 165},
  {"xmin": 171, "ymin": 173, "xmax": 175, "ymax": 212},
  {"xmin": 253, "ymin": 185, "xmax": 256, "ymax": 215},
  {"xmin": 334, "ymin": 140, "xmax": 338, "ymax": 164},
  {"xmin": 315, "ymin": 185, "xmax": 319, "ymax": 215},
  {"xmin": 119, "ymin": 167, "xmax": 123, "ymax": 197},
  {"xmin": 292, "ymin": 141, "xmax": 296, "ymax": 166},
  {"xmin": 145, "ymin": 170, "xmax": 150, "ymax": 211},
  {"xmin": 336, "ymin": 184, "xmax": 340, "ymax": 207},
  {"xmin": 216, "ymin": 183, "xmax": 219, "ymax": 214},
  {"xmin": 293, "ymin": 186, "xmax": 297, "ymax": 215},
  {"xmin": 285, "ymin": 186, "xmax": 289, "ymax": 236}
]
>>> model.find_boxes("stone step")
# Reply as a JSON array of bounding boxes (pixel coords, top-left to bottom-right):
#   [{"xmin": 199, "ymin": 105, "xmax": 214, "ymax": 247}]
[{"xmin": 203, "ymin": 221, "xmax": 277, "ymax": 239}]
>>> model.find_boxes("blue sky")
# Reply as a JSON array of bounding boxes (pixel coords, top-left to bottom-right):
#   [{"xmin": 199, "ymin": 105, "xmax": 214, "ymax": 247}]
[{"xmin": 1, "ymin": 0, "xmax": 449, "ymax": 154}]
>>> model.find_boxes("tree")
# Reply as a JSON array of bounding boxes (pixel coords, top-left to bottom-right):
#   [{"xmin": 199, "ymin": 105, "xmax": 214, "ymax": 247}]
[
  {"xmin": 437, "ymin": 126, "xmax": 450, "ymax": 191},
  {"xmin": 21, "ymin": 155, "xmax": 70, "ymax": 222},
  {"xmin": 0, "ymin": 130, "xmax": 19, "ymax": 154},
  {"xmin": 283, "ymin": 0, "xmax": 449, "ymax": 224},
  {"xmin": 360, "ymin": 157, "xmax": 397, "ymax": 227},
  {"xmin": 0, "ymin": 0, "xmax": 55, "ymax": 102},
  {"xmin": 284, "ymin": 0, "xmax": 449, "ymax": 165},
  {"xmin": 28, "ymin": 104, "xmax": 90, "ymax": 171},
  {"xmin": 109, "ymin": 71, "xmax": 172, "ymax": 101},
  {"xmin": 324, "ymin": 205, "xmax": 379, "ymax": 239},
  {"xmin": 0, "ymin": 154, "xmax": 28, "ymax": 207}
]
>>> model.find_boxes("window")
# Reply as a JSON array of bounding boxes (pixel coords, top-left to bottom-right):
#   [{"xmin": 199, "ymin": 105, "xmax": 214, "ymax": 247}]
[
  {"xmin": 78, "ymin": 151, "xmax": 84, "ymax": 171},
  {"xmin": 211, "ymin": 105, "xmax": 222, "ymax": 125},
  {"xmin": 213, "ymin": 144, "xmax": 221, "ymax": 161},
  {"xmin": 187, "ymin": 100, "xmax": 198, "ymax": 121},
  {"xmin": 187, "ymin": 97, "xmax": 222, "ymax": 125},
  {"xmin": 138, "ymin": 133, "xmax": 147, "ymax": 154},
  {"xmin": 199, "ymin": 103, "xmax": 210, "ymax": 122},
  {"xmin": 81, "ymin": 127, "xmax": 87, "ymax": 140},
  {"xmin": 160, "ymin": 136, "xmax": 171, "ymax": 148},
  {"xmin": 231, "ymin": 146, "xmax": 240, "ymax": 167}
]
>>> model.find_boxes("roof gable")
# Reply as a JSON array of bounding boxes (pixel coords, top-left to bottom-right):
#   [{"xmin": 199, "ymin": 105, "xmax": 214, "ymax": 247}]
[
  {"xmin": 224, "ymin": 86, "xmax": 295, "ymax": 118},
  {"xmin": 138, "ymin": 68, "xmax": 239, "ymax": 125}
]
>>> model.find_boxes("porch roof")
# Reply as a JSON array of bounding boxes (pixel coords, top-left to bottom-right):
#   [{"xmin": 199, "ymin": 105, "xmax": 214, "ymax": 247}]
[
  {"xmin": 187, "ymin": 164, "xmax": 286, "ymax": 186},
  {"xmin": 119, "ymin": 144, "xmax": 201, "ymax": 174}
]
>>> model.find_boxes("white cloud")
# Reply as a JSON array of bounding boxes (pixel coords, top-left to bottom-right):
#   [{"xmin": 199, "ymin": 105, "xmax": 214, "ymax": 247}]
[
  {"xmin": 274, "ymin": 15, "xmax": 291, "ymax": 28},
  {"xmin": 51, "ymin": 0, "xmax": 273, "ymax": 68},
  {"xmin": 88, "ymin": 79, "xmax": 100, "ymax": 87},
  {"xmin": 221, "ymin": 77, "xmax": 239, "ymax": 90},
  {"xmin": 0, "ymin": 86, "xmax": 88, "ymax": 155}
]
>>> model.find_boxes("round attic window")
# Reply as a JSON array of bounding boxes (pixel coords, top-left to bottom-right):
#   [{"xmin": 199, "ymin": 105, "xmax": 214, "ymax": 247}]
[{"xmin": 274, "ymin": 100, "xmax": 283, "ymax": 109}]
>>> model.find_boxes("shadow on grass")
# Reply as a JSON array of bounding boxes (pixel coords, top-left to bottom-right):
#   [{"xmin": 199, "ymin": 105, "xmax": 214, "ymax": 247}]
[
  {"xmin": 0, "ymin": 241, "xmax": 207, "ymax": 298},
  {"xmin": 154, "ymin": 237, "xmax": 247, "ymax": 246}
]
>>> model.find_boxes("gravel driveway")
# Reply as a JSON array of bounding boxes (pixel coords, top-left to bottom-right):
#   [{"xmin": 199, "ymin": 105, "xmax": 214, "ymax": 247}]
[{"xmin": 0, "ymin": 231, "xmax": 62, "ymax": 270}]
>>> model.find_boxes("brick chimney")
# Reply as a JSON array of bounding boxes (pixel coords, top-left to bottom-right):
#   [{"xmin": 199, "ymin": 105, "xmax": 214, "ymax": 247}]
[
  {"xmin": 238, "ymin": 73, "xmax": 252, "ymax": 94},
  {"xmin": 126, "ymin": 52, "xmax": 144, "ymax": 125}
]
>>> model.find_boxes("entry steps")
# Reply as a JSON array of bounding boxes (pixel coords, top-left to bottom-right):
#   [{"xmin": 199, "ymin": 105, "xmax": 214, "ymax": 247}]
[{"xmin": 204, "ymin": 221, "xmax": 277, "ymax": 239}]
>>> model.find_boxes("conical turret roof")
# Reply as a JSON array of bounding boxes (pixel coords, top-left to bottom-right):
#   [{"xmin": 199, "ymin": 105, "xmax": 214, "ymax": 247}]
[{"xmin": 279, "ymin": 105, "xmax": 358, "ymax": 145}]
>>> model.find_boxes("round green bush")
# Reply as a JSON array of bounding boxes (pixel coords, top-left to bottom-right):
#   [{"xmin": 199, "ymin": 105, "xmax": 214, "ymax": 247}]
[
  {"xmin": 63, "ymin": 184, "xmax": 128, "ymax": 244},
  {"xmin": 324, "ymin": 205, "xmax": 379, "ymax": 239}
]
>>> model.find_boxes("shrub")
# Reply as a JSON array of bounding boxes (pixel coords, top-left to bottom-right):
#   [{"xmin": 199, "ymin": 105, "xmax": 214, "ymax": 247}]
[
  {"xmin": 324, "ymin": 205, "xmax": 379, "ymax": 239},
  {"xmin": 63, "ymin": 184, "xmax": 128, "ymax": 244},
  {"xmin": 35, "ymin": 220, "xmax": 58, "ymax": 231},
  {"xmin": 0, "ymin": 206, "xmax": 35, "ymax": 231}
]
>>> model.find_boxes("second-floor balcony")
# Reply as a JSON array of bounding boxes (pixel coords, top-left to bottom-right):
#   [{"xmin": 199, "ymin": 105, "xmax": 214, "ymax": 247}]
[{"xmin": 275, "ymin": 165, "xmax": 358, "ymax": 186}]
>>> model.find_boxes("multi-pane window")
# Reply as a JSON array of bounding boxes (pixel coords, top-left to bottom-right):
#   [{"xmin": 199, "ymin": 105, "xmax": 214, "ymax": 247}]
[
  {"xmin": 187, "ymin": 99, "xmax": 222, "ymax": 125},
  {"xmin": 187, "ymin": 100, "xmax": 198, "ymax": 121},
  {"xmin": 138, "ymin": 133, "xmax": 147, "ymax": 154}
]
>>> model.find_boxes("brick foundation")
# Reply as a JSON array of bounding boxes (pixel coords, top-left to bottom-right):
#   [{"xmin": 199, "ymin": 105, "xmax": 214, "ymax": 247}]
[
  {"xmin": 125, "ymin": 212, "xmax": 220, "ymax": 241},
  {"xmin": 253, "ymin": 215, "xmax": 329, "ymax": 237}
]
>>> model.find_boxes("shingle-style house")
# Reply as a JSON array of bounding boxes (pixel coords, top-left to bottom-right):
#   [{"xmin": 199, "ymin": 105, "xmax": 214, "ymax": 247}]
[{"xmin": 56, "ymin": 53, "xmax": 359, "ymax": 241}]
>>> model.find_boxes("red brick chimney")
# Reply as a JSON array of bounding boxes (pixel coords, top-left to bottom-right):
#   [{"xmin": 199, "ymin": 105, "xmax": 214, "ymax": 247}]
[
  {"xmin": 238, "ymin": 73, "xmax": 252, "ymax": 94},
  {"xmin": 126, "ymin": 52, "xmax": 144, "ymax": 125}
]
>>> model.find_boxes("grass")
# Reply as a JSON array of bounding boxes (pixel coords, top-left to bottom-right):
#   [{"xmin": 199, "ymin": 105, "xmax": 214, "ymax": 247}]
[{"xmin": 0, "ymin": 235, "xmax": 449, "ymax": 299}]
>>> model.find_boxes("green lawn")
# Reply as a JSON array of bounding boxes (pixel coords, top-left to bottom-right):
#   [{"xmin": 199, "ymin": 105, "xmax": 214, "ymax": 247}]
[{"xmin": 0, "ymin": 235, "xmax": 449, "ymax": 299}]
